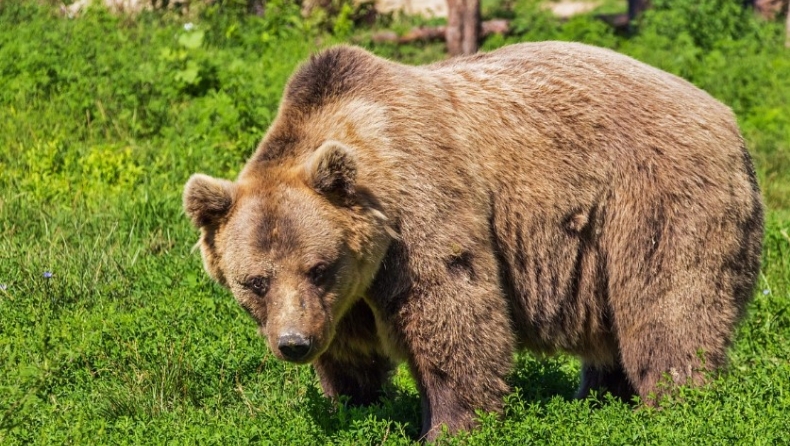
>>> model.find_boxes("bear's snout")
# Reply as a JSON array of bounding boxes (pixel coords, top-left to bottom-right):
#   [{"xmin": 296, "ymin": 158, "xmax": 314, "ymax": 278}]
[{"xmin": 277, "ymin": 332, "xmax": 313, "ymax": 362}]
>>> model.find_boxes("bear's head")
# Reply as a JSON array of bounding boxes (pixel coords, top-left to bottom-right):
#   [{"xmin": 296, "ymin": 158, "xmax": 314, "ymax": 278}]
[{"xmin": 183, "ymin": 141, "xmax": 393, "ymax": 364}]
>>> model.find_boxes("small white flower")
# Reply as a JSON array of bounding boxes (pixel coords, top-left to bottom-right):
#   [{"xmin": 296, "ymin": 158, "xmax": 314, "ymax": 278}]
[
  {"xmin": 763, "ymin": 289, "xmax": 770, "ymax": 295},
  {"xmin": 184, "ymin": 22, "xmax": 194, "ymax": 31}
]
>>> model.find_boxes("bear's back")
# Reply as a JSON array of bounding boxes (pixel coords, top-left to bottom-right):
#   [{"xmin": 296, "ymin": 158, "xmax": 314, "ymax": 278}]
[{"xmin": 418, "ymin": 42, "xmax": 739, "ymax": 163}]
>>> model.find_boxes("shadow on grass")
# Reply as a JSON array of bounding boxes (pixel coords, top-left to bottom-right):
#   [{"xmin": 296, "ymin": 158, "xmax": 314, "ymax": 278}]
[
  {"xmin": 507, "ymin": 354, "xmax": 580, "ymax": 403},
  {"xmin": 305, "ymin": 381, "xmax": 423, "ymax": 439},
  {"xmin": 305, "ymin": 354, "xmax": 582, "ymax": 439}
]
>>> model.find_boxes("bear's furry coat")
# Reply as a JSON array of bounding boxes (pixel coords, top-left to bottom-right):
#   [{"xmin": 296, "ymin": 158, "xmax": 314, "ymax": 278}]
[{"xmin": 184, "ymin": 42, "xmax": 764, "ymax": 440}]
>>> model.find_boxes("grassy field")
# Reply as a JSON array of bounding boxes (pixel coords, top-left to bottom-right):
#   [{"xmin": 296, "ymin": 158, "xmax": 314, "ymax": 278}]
[{"xmin": 1, "ymin": 0, "xmax": 789, "ymax": 444}]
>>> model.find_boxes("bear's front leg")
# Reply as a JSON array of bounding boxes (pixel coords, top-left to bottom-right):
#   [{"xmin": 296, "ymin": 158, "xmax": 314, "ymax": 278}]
[
  {"xmin": 398, "ymin": 271, "xmax": 515, "ymax": 441},
  {"xmin": 313, "ymin": 351, "xmax": 392, "ymax": 406},
  {"xmin": 312, "ymin": 300, "xmax": 393, "ymax": 406}
]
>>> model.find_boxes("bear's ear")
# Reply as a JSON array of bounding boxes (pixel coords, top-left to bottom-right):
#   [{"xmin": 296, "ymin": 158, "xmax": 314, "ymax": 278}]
[
  {"xmin": 183, "ymin": 173, "xmax": 235, "ymax": 228},
  {"xmin": 304, "ymin": 140, "xmax": 357, "ymax": 198}
]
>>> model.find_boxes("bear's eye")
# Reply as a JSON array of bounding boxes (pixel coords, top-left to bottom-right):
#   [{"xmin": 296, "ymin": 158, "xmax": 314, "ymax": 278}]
[
  {"xmin": 244, "ymin": 276, "xmax": 270, "ymax": 297},
  {"xmin": 308, "ymin": 263, "xmax": 329, "ymax": 287}
]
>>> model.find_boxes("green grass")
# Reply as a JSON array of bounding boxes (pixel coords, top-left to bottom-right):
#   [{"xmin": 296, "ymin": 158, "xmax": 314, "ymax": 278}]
[{"xmin": 1, "ymin": 0, "xmax": 789, "ymax": 443}]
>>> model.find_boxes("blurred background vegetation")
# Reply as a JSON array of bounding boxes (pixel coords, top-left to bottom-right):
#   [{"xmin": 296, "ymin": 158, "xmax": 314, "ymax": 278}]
[
  {"xmin": 1, "ymin": 0, "xmax": 788, "ymax": 443},
  {"xmin": 2, "ymin": 0, "xmax": 788, "ymax": 209}
]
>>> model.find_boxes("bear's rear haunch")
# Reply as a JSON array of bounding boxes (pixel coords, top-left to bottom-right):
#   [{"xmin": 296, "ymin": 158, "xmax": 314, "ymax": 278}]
[{"xmin": 183, "ymin": 42, "xmax": 763, "ymax": 441}]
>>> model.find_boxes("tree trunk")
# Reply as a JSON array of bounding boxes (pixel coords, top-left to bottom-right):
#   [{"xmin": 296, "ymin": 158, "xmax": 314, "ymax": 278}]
[
  {"xmin": 627, "ymin": 0, "xmax": 650, "ymax": 22},
  {"xmin": 248, "ymin": 0, "xmax": 265, "ymax": 16},
  {"xmin": 446, "ymin": 0, "xmax": 480, "ymax": 56},
  {"xmin": 786, "ymin": 6, "xmax": 790, "ymax": 47},
  {"xmin": 753, "ymin": 0, "xmax": 785, "ymax": 19},
  {"xmin": 461, "ymin": 0, "xmax": 480, "ymax": 55}
]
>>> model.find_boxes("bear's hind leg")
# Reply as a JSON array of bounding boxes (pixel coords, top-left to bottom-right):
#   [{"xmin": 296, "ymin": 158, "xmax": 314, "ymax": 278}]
[
  {"xmin": 616, "ymin": 319, "xmax": 725, "ymax": 405},
  {"xmin": 602, "ymin": 188, "xmax": 757, "ymax": 404},
  {"xmin": 577, "ymin": 362, "xmax": 637, "ymax": 403}
]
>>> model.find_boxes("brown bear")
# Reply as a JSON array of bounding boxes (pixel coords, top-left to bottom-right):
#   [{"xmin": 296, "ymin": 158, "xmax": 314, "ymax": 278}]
[{"xmin": 183, "ymin": 42, "xmax": 764, "ymax": 440}]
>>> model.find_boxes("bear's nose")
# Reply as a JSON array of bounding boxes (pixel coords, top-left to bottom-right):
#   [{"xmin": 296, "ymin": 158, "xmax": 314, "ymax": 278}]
[{"xmin": 277, "ymin": 333, "xmax": 312, "ymax": 362}]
